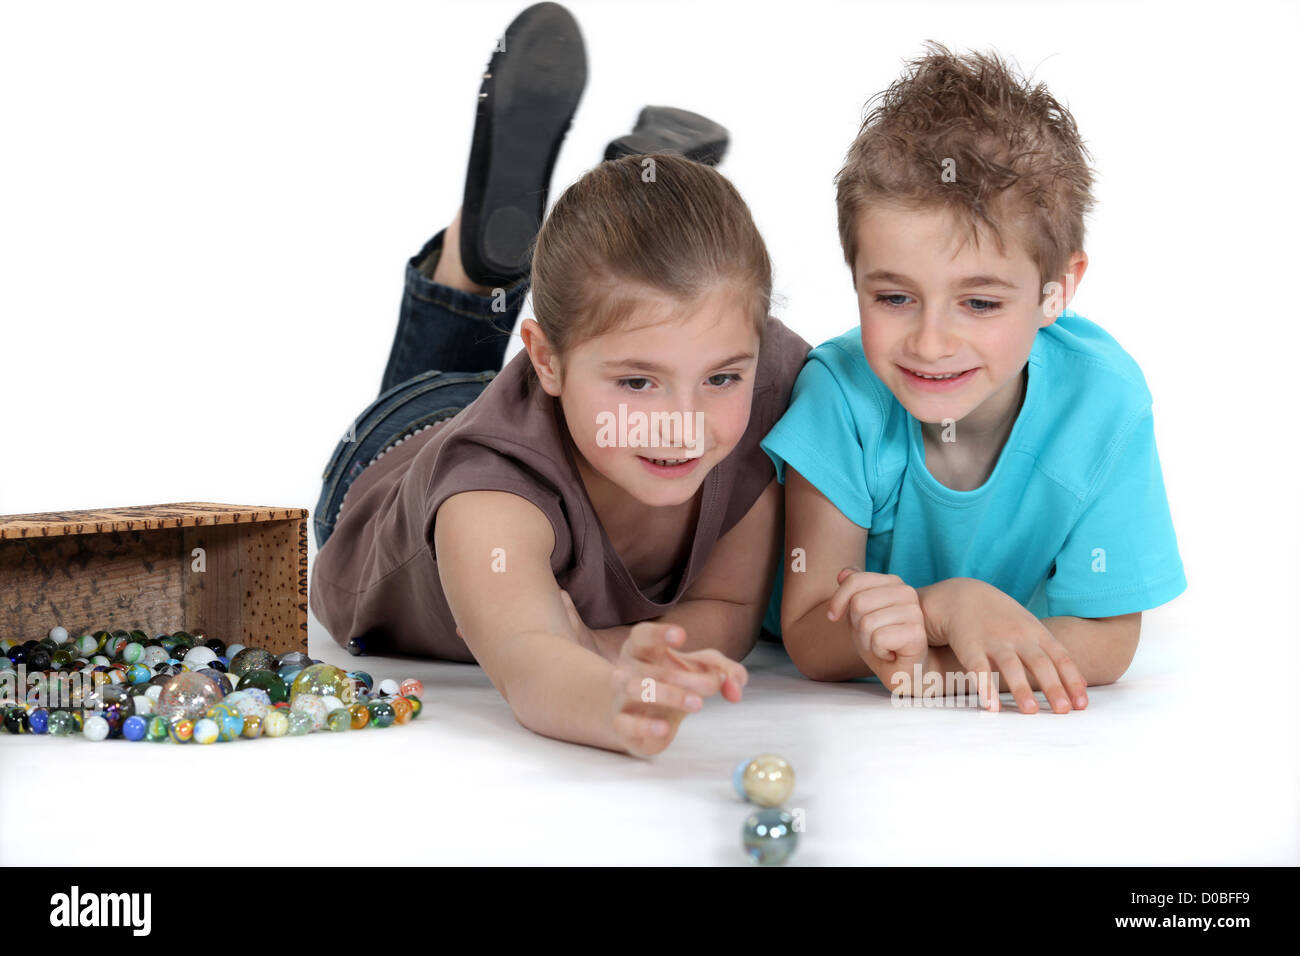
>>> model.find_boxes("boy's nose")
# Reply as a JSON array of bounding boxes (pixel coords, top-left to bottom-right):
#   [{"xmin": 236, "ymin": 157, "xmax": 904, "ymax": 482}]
[{"xmin": 908, "ymin": 308, "xmax": 959, "ymax": 360}]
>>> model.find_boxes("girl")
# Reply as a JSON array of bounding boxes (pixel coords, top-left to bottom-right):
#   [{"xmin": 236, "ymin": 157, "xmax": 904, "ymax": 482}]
[{"xmin": 311, "ymin": 4, "xmax": 809, "ymax": 756}]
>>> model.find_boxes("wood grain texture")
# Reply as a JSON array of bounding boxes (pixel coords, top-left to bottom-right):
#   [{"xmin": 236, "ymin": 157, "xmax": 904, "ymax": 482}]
[
  {"xmin": 0, "ymin": 502, "xmax": 308, "ymax": 540},
  {"xmin": 0, "ymin": 503, "xmax": 308, "ymax": 653}
]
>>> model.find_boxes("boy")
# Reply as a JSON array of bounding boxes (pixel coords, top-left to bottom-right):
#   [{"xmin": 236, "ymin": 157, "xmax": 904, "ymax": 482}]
[{"xmin": 760, "ymin": 43, "xmax": 1186, "ymax": 714}]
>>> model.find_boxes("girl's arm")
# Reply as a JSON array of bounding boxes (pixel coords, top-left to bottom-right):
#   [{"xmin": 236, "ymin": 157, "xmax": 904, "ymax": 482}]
[
  {"xmin": 655, "ymin": 477, "xmax": 783, "ymax": 660},
  {"xmin": 434, "ymin": 489, "xmax": 626, "ymax": 751}
]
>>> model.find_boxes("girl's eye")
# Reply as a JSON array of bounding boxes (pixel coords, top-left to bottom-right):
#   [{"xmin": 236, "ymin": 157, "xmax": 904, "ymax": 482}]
[
  {"xmin": 617, "ymin": 377, "xmax": 652, "ymax": 392},
  {"xmin": 706, "ymin": 373, "xmax": 742, "ymax": 388}
]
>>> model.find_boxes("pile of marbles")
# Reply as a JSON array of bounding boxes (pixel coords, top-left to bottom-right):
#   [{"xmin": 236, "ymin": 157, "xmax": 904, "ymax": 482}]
[
  {"xmin": 0, "ymin": 626, "xmax": 424, "ymax": 743},
  {"xmin": 732, "ymin": 753, "xmax": 799, "ymax": 865}
]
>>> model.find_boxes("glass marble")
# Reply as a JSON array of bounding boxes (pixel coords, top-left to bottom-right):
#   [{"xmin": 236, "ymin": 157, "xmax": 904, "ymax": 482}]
[
  {"xmin": 47, "ymin": 710, "xmax": 76, "ymax": 736},
  {"xmin": 348, "ymin": 671, "xmax": 374, "ymax": 693},
  {"xmin": 192, "ymin": 718, "xmax": 220, "ymax": 744},
  {"xmin": 277, "ymin": 665, "xmax": 305, "ymax": 687},
  {"xmin": 28, "ymin": 648, "xmax": 52, "ymax": 671},
  {"xmin": 49, "ymin": 625, "xmax": 69, "ymax": 643},
  {"xmin": 241, "ymin": 715, "xmax": 263, "ymax": 739},
  {"xmin": 3, "ymin": 707, "xmax": 29, "ymax": 734},
  {"xmin": 197, "ymin": 668, "xmax": 233, "ymax": 697},
  {"xmin": 742, "ymin": 808, "xmax": 798, "ymax": 865},
  {"xmin": 400, "ymin": 678, "xmax": 424, "ymax": 698},
  {"xmin": 287, "ymin": 711, "xmax": 314, "ymax": 735},
  {"xmin": 229, "ymin": 647, "xmax": 275, "ymax": 679},
  {"xmin": 206, "ymin": 702, "xmax": 244, "ymax": 741},
  {"xmin": 29, "ymin": 708, "xmax": 49, "ymax": 734},
  {"xmin": 367, "ymin": 700, "xmax": 395, "ymax": 728},
  {"xmin": 6, "ymin": 646, "xmax": 27, "ymax": 664},
  {"xmin": 222, "ymin": 689, "xmax": 269, "ymax": 721},
  {"xmin": 168, "ymin": 718, "xmax": 195, "ymax": 743},
  {"xmin": 262, "ymin": 710, "xmax": 289, "ymax": 737},
  {"xmin": 347, "ymin": 703, "xmax": 370, "ymax": 729},
  {"xmin": 390, "ymin": 697, "xmax": 413, "ymax": 725},
  {"xmin": 85, "ymin": 684, "xmax": 136, "ymax": 738},
  {"xmin": 224, "ymin": 643, "xmax": 245, "ymax": 661},
  {"xmin": 0, "ymin": 657, "xmax": 13, "ymax": 673},
  {"xmin": 276, "ymin": 651, "xmax": 311, "ymax": 669},
  {"xmin": 739, "ymin": 754, "xmax": 796, "ymax": 808},
  {"xmin": 127, "ymin": 664, "xmax": 151, "ymax": 685},
  {"xmin": 156, "ymin": 672, "xmax": 222, "ymax": 723},
  {"xmin": 377, "ymin": 678, "xmax": 399, "ymax": 696},
  {"xmin": 402, "ymin": 694, "xmax": 423, "ymax": 719},
  {"xmin": 146, "ymin": 715, "xmax": 170, "ymax": 742},
  {"xmin": 83, "ymin": 714, "xmax": 110, "ymax": 741},
  {"xmin": 290, "ymin": 694, "xmax": 329, "ymax": 730},
  {"xmin": 237, "ymin": 669, "xmax": 288, "ymax": 704},
  {"xmin": 120, "ymin": 642, "xmax": 145, "ymax": 664},
  {"xmin": 182, "ymin": 646, "xmax": 217, "ymax": 668},
  {"xmin": 122, "ymin": 715, "xmax": 147, "ymax": 741},
  {"xmin": 326, "ymin": 709, "xmax": 351, "ymax": 732},
  {"xmin": 291, "ymin": 664, "xmax": 355, "ymax": 706},
  {"xmin": 142, "ymin": 645, "xmax": 170, "ymax": 668},
  {"xmin": 51, "ymin": 648, "xmax": 73, "ymax": 668}
]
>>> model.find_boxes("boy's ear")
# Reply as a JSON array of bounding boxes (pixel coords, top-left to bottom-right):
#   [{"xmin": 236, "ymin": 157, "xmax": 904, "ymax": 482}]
[
  {"xmin": 1042, "ymin": 251, "xmax": 1090, "ymax": 327},
  {"xmin": 521, "ymin": 318, "xmax": 564, "ymax": 396}
]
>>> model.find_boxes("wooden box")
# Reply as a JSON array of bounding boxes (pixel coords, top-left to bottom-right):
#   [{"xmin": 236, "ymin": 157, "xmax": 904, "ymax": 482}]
[{"xmin": 0, "ymin": 502, "xmax": 307, "ymax": 655}]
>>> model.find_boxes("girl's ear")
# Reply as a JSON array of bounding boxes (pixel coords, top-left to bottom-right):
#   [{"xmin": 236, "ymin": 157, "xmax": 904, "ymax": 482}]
[{"xmin": 521, "ymin": 318, "xmax": 564, "ymax": 396}]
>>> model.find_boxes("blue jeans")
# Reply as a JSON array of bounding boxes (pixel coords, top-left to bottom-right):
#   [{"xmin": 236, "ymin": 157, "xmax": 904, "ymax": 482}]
[{"xmin": 313, "ymin": 228, "xmax": 530, "ymax": 549}]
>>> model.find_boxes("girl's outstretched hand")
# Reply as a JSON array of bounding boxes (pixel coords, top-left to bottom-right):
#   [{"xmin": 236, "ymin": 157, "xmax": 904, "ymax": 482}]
[{"xmin": 606, "ymin": 620, "xmax": 747, "ymax": 757}]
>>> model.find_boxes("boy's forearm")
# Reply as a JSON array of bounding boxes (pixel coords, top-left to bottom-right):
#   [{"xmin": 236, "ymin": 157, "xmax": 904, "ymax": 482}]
[{"xmin": 494, "ymin": 630, "xmax": 623, "ymax": 752}]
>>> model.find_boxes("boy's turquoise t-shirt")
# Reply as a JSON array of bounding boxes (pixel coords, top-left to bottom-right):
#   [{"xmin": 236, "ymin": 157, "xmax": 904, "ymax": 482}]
[{"xmin": 758, "ymin": 309, "xmax": 1186, "ymax": 636}]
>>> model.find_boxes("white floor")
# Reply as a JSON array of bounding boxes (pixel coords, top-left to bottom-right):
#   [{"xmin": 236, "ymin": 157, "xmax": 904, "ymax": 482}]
[{"xmin": 2, "ymin": 593, "xmax": 1295, "ymax": 866}]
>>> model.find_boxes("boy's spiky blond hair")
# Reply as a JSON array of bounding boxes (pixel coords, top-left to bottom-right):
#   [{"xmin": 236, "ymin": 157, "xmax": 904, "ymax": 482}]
[{"xmin": 836, "ymin": 41, "xmax": 1096, "ymax": 300}]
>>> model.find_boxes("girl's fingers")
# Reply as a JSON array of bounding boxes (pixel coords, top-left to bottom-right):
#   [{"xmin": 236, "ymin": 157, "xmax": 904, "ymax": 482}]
[{"xmin": 620, "ymin": 675, "xmax": 702, "ymax": 715}]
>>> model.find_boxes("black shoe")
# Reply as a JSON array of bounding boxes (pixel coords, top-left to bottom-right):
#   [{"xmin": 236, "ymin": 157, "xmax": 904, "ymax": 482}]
[
  {"xmin": 604, "ymin": 106, "xmax": 729, "ymax": 167},
  {"xmin": 459, "ymin": 3, "xmax": 587, "ymax": 287}
]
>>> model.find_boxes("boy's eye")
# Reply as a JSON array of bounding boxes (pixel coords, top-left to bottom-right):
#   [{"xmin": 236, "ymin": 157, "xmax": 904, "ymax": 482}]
[
  {"xmin": 617, "ymin": 377, "xmax": 652, "ymax": 392},
  {"xmin": 873, "ymin": 293, "xmax": 1002, "ymax": 314},
  {"xmin": 707, "ymin": 373, "xmax": 742, "ymax": 388}
]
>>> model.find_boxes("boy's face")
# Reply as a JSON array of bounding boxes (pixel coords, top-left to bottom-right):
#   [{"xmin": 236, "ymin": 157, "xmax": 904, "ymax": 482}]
[
  {"xmin": 852, "ymin": 203, "xmax": 1052, "ymax": 430},
  {"xmin": 540, "ymin": 285, "xmax": 760, "ymax": 510}
]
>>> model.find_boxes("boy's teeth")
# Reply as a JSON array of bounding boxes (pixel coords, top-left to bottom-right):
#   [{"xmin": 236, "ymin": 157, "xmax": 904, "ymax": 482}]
[{"xmin": 913, "ymin": 370, "xmax": 962, "ymax": 380}]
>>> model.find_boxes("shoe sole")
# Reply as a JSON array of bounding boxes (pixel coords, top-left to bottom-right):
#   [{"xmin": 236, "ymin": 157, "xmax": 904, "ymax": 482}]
[{"xmin": 461, "ymin": 3, "xmax": 587, "ymax": 285}]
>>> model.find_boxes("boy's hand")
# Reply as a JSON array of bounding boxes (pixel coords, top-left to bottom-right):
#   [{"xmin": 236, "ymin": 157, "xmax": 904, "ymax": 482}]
[
  {"xmin": 919, "ymin": 578, "xmax": 1089, "ymax": 714},
  {"xmin": 827, "ymin": 568, "xmax": 928, "ymax": 681},
  {"xmin": 607, "ymin": 621, "xmax": 747, "ymax": 757}
]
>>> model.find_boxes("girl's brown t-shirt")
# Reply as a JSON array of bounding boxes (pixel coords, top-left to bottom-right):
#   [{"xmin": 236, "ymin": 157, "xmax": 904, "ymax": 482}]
[{"xmin": 309, "ymin": 315, "xmax": 810, "ymax": 662}]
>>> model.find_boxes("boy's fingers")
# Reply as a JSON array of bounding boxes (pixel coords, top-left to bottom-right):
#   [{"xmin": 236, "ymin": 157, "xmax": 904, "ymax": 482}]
[
  {"xmin": 1040, "ymin": 639, "xmax": 1089, "ymax": 709},
  {"xmin": 991, "ymin": 651, "xmax": 1038, "ymax": 713},
  {"xmin": 827, "ymin": 570, "xmax": 874, "ymax": 621},
  {"xmin": 1021, "ymin": 647, "xmax": 1072, "ymax": 714},
  {"xmin": 954, "ymin": 648, "xmax": 998, "ymax": 710}
]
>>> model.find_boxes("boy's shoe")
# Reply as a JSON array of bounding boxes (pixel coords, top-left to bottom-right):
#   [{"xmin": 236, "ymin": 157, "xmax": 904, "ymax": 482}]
[
  {"xmin": 459, "ymin": 2, "xmax": 587, "ymax": 287},
  {"xmin": 604, "ymin": 106, "xmax": 729, "ymax": 167}
]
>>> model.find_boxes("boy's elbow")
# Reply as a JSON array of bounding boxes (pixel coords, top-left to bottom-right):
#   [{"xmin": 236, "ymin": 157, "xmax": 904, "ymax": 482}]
[{"xmin": 1089, "ymin": 613, "xmax": 1142, "ymax": 686}]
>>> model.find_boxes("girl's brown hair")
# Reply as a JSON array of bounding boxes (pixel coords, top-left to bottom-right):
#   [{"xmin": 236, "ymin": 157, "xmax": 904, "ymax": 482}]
[
  {"xmin": 528, "ymin": 152, "xmax": 770, "ymax": 381},
  {"xmin": 836, "ymin": 42, "xmax": 1096, "ymax": 302}
]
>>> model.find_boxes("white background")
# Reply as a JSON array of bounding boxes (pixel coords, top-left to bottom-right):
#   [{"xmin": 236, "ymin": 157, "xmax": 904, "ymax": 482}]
[{"xmin": 2, "ymin": 0, "xmax": 1298, "ymax": 866}]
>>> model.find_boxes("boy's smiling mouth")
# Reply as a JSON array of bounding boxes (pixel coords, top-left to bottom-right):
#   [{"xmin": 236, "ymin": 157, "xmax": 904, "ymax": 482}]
[{"xmin": 898, "ymin": 364, "xmax": 978, "ymax": 389}]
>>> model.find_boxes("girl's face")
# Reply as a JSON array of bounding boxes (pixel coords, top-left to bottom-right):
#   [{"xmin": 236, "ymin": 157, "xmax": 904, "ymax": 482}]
[{"xmin": 532, "ymin": 284, "xmax": 760, "ymax": 509}]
